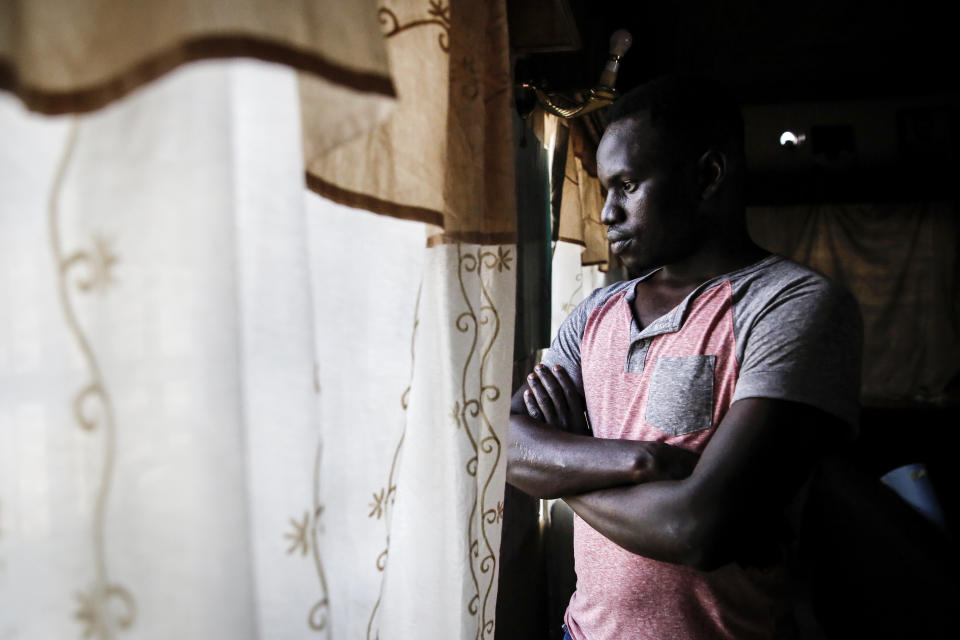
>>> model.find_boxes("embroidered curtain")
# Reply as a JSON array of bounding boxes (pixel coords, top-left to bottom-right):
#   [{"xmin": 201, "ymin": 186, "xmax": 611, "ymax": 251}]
[
  {"xmin": 0, "ymin": 1, "xmax": 517, "ymax": 639},
  {"xmin": 305, "ymin": 0, "xmax": 516, "ymax": 246}
]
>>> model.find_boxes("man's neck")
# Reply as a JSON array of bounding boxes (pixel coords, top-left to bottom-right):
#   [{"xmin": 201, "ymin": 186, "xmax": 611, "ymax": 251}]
[
  {"xmin": 653, "ymin": 231, "xmax": 767, "ymax": 288},
  {"xmin": 631, "ymin": 235, "xmax": 767, "ymax": 330}
]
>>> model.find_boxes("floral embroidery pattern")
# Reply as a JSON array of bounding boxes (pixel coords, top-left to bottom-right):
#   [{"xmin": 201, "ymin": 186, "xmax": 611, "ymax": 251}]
[
  {"xmin": 50, "ymin": 120, "xmax": 136, "ymax": 639},
  {"xmin": 285, "ymin": 511, "xmax": 312, "ymax": 556},
  {"xmin": 456, "ymin": 244, "xmax": 509, "ymax": 639},
  {"xmin": 378, "ymin": 1, "xmax": 451, "ymax": 52},
  {"xmin": 75, "ymin": 585, "xmax": 136, "ymax": 640},
  {"xmin": 366, "ymin": 284, "xmax": 421, "ymax": 640},
  {"xmin": 287, "ymin": 361, "xmax": 330, "ymax": 630},
  {"xmin": 286, "ymin": 430, "xmax": 330, "ymax": 631},
  {"xmin": 368, "ymin": 487, "xmax": 395, "ymax": 520}
]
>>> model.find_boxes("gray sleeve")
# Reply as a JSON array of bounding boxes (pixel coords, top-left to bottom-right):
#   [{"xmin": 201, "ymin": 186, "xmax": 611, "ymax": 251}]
[
  {"xmin": 732, "ymin": 279, "xmax": 863, "ymax": 430},
  {"xmin": 539, "ymin": 283, "xmax": 626, "ymax": 392}
]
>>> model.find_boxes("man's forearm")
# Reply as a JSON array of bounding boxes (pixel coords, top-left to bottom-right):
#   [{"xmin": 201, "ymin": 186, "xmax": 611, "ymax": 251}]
[
  {"xmin": 564, "ymin": 475, "xmax": 785, "ymax": 571},
  {"xmin": 563, "ymin": 480, "xmax": 713, "ymax": 567},
  {"xmin": 506, "ymin": 412, "xmax": 686, "ymax": 498},
  {"xmin": 562, "ymin": 398, "xmax": 829, "ymax": 570}
]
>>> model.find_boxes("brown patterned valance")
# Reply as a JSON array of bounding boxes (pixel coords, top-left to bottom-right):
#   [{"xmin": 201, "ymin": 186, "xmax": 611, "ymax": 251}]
[
  {"xmin": 2, "ymin": 0, "xmax": 517, "ymax": 244},
  {"xmin": 0, "ymin": 1, "xmax": 395, "ymax": 114},
  {"xmin": 304, "ymin": 0, "xmax": 517, "ymax": 244}
]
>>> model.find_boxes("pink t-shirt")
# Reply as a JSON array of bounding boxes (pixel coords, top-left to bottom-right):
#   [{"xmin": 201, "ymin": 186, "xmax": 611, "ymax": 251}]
[{"xmin": 541, "ymin": 255, "xmax": 861, "ymax": 640}]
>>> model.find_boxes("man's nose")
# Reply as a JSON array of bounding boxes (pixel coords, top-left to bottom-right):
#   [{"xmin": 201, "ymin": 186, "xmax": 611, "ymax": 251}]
[{"xmin": 600, "ymin": 192, "xmax": 621, "ymax": 226}]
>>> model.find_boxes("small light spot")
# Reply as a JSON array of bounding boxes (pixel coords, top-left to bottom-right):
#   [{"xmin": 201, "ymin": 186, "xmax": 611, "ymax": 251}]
[{"xmin": 780, "ymin": 131, "xmax": 798, "ymax": 146}]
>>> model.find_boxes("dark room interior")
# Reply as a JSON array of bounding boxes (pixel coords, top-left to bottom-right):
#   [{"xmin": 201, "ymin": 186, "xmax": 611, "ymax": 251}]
[{"xmin": 500, "ymin": 1, "xmax": 960, "ymax": 638}]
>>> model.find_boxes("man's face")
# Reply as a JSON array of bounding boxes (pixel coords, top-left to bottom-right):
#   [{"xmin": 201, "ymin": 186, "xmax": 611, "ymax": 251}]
[{"xmin": 597, "ymin": 115, "xmax": 702, "ymax": 274}]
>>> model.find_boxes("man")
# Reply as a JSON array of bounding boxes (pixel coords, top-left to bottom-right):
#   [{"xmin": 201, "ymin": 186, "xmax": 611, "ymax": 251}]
[{"xmin": 506, "ymin": 76, "xmax": 862, "ymax": 639}]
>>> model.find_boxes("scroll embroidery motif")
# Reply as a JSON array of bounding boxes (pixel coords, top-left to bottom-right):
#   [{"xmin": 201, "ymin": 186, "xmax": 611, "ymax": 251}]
[
  {"xmin": 378, "ymin": 1, "xmax": 451, "ymax": 52},
  {"xmin": 366, "ymin": 284, "xmax": 421, "ymax": 640},
  {"xmin": 286, "ymin": 359, "xmax": 331, "ymax": 632},
  {"xmin": 284, "ymin": 443, "xmax": 330, "ymax": 632},
  {"xmin": 50, "ymin": 120, "xmax": 136, "ymax": 639},
  {"xmin": 456, "ymin": 244, "xmax": 510, "ymax": 639}
]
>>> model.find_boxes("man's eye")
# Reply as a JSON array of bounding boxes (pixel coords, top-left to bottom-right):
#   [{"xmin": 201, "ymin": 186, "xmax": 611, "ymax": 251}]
[{"xmin": 622, "ymin": 180, "xmax": 638, "ymax": 193}]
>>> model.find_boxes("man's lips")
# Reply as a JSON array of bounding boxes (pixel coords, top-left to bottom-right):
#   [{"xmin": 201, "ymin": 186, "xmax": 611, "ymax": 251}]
[{"xmin": 608, "ymin": 236, "xmax": 633, "ymax": 253}]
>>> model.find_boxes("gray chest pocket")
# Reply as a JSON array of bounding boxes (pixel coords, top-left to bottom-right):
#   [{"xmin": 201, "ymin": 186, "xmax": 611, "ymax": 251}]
[{"xmin": 644, "ymin": 355, "xmax": 716, "ymax": 436}]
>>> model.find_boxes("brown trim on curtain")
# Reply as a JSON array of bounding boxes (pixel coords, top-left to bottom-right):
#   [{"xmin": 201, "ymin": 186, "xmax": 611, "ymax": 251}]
[
  {"xmin": 305, "ymin": 172, "xmax": 445, "ymax": 227},
  {"xmin": 556, "ymin": 236, "xmax": 587, "ymax": 247},
  {"xmin": 0, "ymin": 35, "xmax": 395, "ymax": 114},
  {"xmin": 426, "ymin": 231, "xmax": 517, "ymax": 247}
]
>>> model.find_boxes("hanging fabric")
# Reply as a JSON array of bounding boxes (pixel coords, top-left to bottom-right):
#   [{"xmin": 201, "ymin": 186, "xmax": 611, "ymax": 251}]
[
  {"xmin": 555, "ymin": 121, "xmax": 610, "ymax": 269},
  {"xmin": 748, "ymin": 202, "xmax": 960, "ymax": 405},
  {"xmin": 0, "ymin": 0, "xmax": 397, "ymax": 155},
  {"xmin": 304, "ymin": 0, "xmax": 516, "ymax": 245},
  {"xmin": 0, "ymin": 2, "xmax": 519, "ymax": 639}
]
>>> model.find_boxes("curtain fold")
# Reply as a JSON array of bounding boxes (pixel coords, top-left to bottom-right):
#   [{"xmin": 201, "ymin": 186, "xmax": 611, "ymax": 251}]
[
  {"xmin": 1, "ymin": 0, "xmax": 398, "ymax": 158},
  {"xmin": 377, "ymin": 242, "xmax": 515, "ymax": 639},
  {"xmin": 556, "ymin": 131, "xmax": 609, "ymax": 267},
  {"xmin": 0, "ymin": 0, "xmax": 394, "ymax": 112},
  {"xmin": 748, "ymin": 203, "xmax": 960, "ymax": 405},
  {"xmin": 1, "ymin": 3, "xmax": 520, "ymax": 638},
  {"xmin": 304, "ymin": 0, "xmax": 516, "ymax": 244},
  {"xmin": 1, "ymin": 60, "xmax": 266, "ymax": 640},
  {"xmin": 304, "ymin": 196, "xmax": 429, "ymax": 640},
  {"xmin": 1, "ymin": 55, "xmax": 518, "ymax": 640}
]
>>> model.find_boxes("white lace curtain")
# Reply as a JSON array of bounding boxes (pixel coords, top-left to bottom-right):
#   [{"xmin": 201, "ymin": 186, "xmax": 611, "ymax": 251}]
[{"xmin": 0, "ymin": 3, "xmax": 516, "ymax": 639}]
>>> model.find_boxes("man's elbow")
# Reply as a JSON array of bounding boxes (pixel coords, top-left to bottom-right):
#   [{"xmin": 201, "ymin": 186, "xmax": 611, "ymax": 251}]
[
  {"xmin": 504, "ymin": 453, "xmax": 533, "ymax": 496},
  {"xmin": 679, "ymin": 534, "xmax": 729, "ymax": 572},
  {"xmin": 669, "ymin": 514, "xmax": 780, "ymax": 572},
  {"xmin": 660, "ymin": 513, "xmax": 733, "ymax": 571},
  {"xmin": 505, "ymin": 455, "xmax": 562, "ymax": 500},
  {"xmin": 505, "ymin": 438, "xmax": 551, "ymax": 499}
]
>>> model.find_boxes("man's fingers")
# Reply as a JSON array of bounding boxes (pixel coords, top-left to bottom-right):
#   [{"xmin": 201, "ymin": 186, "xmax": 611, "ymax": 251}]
[
  {"xmin": 553, "ymin": 366, "xmax": 585, "ymax": 410},
  {"xmin": 526, "ymin": 373, "xmax": 558, "ymax": 424},
  {"xmin": 535, "ymin": 364, "xmax": 570, "ymax": 420},
  {"xmin": 523, "ymin": 389, "xmax": 542, "ymax": 420},
  {"xmin": 550, "ymin": 365, "xmax": 592, "ymax": 434}
]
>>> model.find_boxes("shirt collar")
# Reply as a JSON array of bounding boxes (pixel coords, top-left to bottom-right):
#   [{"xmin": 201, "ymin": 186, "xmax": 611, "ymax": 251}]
[{"xmin": 623, "ymin": 254, "xmax": 781, "ymax": 342}]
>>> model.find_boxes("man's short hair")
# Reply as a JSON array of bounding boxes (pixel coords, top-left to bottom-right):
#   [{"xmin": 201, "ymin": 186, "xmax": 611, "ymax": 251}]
[{"xmin": 605, "ymin": 75, "xmax": 744, "ymax": 159}]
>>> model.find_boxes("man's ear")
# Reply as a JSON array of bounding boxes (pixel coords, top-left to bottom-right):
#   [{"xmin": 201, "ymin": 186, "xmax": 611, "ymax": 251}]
[{"xmin": 696, "ymin": 149, "xmax": 727, "ymax": 200}]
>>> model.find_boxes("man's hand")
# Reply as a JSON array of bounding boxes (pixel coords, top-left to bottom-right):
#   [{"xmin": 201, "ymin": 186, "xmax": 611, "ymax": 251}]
[
  {"xmin": 524, "ymin": 364, "xmax": 590, "ymax": 435},
  {"xmin": 508, "ymin": 363, "xmax": 698, "ymax": 499},
  {"xmin": 518, "ymin": 362, "xmax": 699, "ymax": 486}
]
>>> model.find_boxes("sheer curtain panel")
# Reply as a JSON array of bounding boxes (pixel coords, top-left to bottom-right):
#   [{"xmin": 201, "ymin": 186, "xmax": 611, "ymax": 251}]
[{"xmin": 2, "ymin": 2, "xmax": 519, "ymax": 637}]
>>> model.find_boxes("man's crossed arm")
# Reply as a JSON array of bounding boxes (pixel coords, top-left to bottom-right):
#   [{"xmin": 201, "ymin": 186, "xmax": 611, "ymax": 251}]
[
  {"xmin": 508, "ymin": 363, "xmax": 698, "ymax": 498},
  {"xmin": 506, "ymin": 364, "xmax": 836, "ymax": 570}
]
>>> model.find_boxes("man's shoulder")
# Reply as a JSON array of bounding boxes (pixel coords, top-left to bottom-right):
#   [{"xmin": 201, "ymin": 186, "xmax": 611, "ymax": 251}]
[
  {"xmin": 550, "ymin": 279, "xmax": 637, "ymax": 352},
  {"xmin": 726, "ymin": 254, "xmax": 862, "ymax": 357},
  {"xmin": 728, "ymin": 254, "xmax": 855, "ymax": 310},
  {"xmin": 573, "ymin": 278, "xmax": 637, "ymax": 320},
  {"xmin": 728, "ymin": 254, "xmax": 863, "ymax": 429}
]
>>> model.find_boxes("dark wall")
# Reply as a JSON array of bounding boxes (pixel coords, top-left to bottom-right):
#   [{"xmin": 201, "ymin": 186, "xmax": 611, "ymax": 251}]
[{"xmin": 511, "ymin": 0, "xmax": 960, "ymax": 205}]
